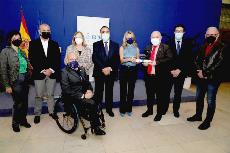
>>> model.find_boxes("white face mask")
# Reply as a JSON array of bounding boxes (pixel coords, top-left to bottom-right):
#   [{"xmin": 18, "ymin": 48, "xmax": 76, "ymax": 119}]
[
  {"xmin": 175, "ymin": 32, "xmax": 184, "ymax": 40},
  {"xmin": 151, "ymin": 38, "xmax": 161, "ymax": 46},
  {"xmin": 101, "ymin": 33, "xmax": 110, "ymax": 42},
  {"xmin": 75, "ymin": 37, "xmax": 83, "ymax": 45}
]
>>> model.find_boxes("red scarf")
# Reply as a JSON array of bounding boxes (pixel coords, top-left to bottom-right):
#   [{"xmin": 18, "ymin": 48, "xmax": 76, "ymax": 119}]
[
  {"xmin": 147, "ymin": 46, "xmax": 157, "ymax": 74},
  {"xmin": 205, "ymin": 40, "xmax": 219, "ymax": 57}
]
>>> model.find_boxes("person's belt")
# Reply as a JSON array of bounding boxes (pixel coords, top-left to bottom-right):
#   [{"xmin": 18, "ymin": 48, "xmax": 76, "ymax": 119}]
[
  {"xmin": 120, "ymin": 65, "xmax": 136, "ymax": 70},
  {"xmin": 147, "ymin": 74, "xmax": 156, "ymax": 77}
]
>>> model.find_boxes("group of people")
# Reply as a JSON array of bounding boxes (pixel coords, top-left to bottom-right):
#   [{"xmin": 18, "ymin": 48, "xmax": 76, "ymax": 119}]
[{"xmin": 0, "ymin": 23, "xmax": 227, "ymax": 134}]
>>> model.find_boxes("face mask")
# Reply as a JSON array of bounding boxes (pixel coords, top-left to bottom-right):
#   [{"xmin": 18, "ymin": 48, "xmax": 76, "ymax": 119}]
[
  {"xmin": 41, "ymin": 32, "xmax": 51, "ymax": 39},
  {"xmin": 101, "ymin": 33, "xmax": 110, "ymax": 42},
  {"xmin": 68, "ymin": 61, "xmax": 79, "ymax": 69},
  {"xmin": 151, "ymin": 38, "xmax": 161, "ymax": 46},
  {"xmin": 75, "ymin": 37, "xmax": 83, "ymax": 45},
  {"xmin": 206, "ymin": 36, "xmax": 216, "ymax": 44},
  {"xmin": 12, "ymin": 39, "xmax": 22, "ymax": 47},
  {"xmin": 127, "ymin": 38, "xmax": 133, "ymax": 44},
  {"xmin": 175, "ymin": 32, "xmax": 184, "ymax": 40}
]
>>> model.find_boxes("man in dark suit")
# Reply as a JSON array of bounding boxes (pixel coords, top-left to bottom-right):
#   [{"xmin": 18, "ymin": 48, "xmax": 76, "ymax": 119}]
[
  {"xmin": 142, "ymin": 31, "xmax": 173, "ymax": 121},
  {"xmin": 29, "ymin": 24, "xmax": 61, "ymax": 123},
  {"xmin": 92, "ymin": 26, "xmax": 119, "ymax": 117},
  {"xmin": 166, "ymin": 24, "xmax": 193, "ymax": 118}
]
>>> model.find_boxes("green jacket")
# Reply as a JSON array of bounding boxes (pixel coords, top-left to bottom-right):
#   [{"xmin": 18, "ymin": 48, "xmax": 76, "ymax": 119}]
[{"xmin": 0, "ymin": 46, "xmax": 30, "ymax": 88}]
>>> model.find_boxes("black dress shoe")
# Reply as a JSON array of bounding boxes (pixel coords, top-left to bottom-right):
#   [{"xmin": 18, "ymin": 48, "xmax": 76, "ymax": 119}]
[
  {"xmin": 142, "ymin": 110, "xmax": 153, "ymax": 117},
  {"xmin": 12, "ymin": 125, "xmax": 20, "ymax": 132},
  {"xmin": 106, "ymin": 111, "xmax": 114, "ymax": 117},
  {"xmin": 34, "ymin": 116, "xmax": 40, "ymax": 124},
  {"xmin": 20, "ymin": 122, "xmax": 31, "ymax": 128},
  {"xmin": 174, "ymin": 111, "xmax": 180, "ymax": 118},
  {"xmin": 94, "ymin": 127, "xmax": 106, "ymax": 135},
  {"xmin": 198, "ymin": 121, "xmax": 210, "ymax": 130},
  {"xmin": 154, "ymin": 114, "xmax": 162, "ymax": 121},
  {"xmin": 187, "ymin": 115, "xmax": 202, "ymax": 122},
  {"xmin": 49, "ymin": 113, "xmax": 58, "ymax": 120}
]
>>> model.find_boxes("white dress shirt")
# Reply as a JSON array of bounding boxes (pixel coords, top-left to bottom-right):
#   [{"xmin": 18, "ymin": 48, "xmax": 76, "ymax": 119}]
[
  {"xmin": 41, "ymin": 38, "xmax": 49, "ymax": 57},
  {"xmin": 175, "ymin": 39, "xmax": 182, "ymax": 50},
  {"xmin": 40, "ymin": 38, "xmax": 54, "ymax": 73}
]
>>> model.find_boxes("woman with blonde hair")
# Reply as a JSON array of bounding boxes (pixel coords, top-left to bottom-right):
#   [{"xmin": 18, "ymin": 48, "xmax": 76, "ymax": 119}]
[
  {"xmin": 64, "ymin": 31, "xmax": 93, "ymax": 78},
  {"xmin": 119, "ymin": 31, "xmax": 140, "ymax": 117}
]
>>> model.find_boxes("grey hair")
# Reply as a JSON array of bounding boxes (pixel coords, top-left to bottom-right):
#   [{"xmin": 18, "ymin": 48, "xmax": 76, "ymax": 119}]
[
  {"xmin": 64, "ymin": 51, "xmax": 77, "ymax": 65},
  {"xmin": 206, "ymin": 27, "xmax": 219, "ymax": 34}
]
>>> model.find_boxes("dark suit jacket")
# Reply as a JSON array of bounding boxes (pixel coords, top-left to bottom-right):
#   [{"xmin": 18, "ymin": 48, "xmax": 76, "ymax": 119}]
[
  {"xmin": 28, "ymin": 38, "xmax": 61, "ymax": 81},
  {"xmin": 167, "ymin": 38, "xmax": 193, "ymax": 77},
  {"xmin": 92, "ymin": 40, "xmax": 120, "ymax": 79},
  {"xmin": 61, "ymin": 66, "xmax": 92, "ymax": 100},
  {"xmin": 143, "ymin": 43, "xmax": 173, "ymax": 78}
]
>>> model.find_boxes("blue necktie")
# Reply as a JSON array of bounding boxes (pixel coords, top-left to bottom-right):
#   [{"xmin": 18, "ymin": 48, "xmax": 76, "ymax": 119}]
[
  {"xmin": 176, "ymin": 41, "xmax": 181, "ymax": 55},
  {"xmin": 104, "ymin": 42, "xmax": 109, "ymax": 56}
]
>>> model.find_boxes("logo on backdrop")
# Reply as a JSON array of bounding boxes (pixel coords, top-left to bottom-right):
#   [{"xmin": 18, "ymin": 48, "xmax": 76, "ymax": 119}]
[{"xmin": 77, "ymin": 16, "xmax": 110, "ymax": 50}]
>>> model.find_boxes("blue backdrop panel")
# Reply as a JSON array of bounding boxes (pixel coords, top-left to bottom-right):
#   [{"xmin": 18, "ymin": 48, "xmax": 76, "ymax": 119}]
[
  {"xmin": 0, "ymin": 0, "xmax": 221, "ymax": 61},
  {"xmin": 0, "ymin": 0, "xmax": 222, "ymax": 116}
]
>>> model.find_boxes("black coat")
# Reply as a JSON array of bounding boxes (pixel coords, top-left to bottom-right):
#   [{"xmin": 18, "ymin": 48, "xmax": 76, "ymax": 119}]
[
  {"xmin": 167, "ymin": 38, "xmax": 193, "ymax": 77},
  {"xmin": 28, "ymin": 38, "xmax": 61, "ymax": 81},
  {"xmin": 194, "ymin": 41, "xmax": 227, "ymax": 81},
  {"xmin": 61, "ymin": 66, "xmax": 93, "ymax": 100},
  {"xmin": 92, "ymin": 40, "xmax": 120, "ymax": 79}
]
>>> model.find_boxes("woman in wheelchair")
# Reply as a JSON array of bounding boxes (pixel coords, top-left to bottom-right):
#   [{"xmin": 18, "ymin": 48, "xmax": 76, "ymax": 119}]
[{"xmin": 60, "ymin": 51, "xmax": 106, "ymax": 135}]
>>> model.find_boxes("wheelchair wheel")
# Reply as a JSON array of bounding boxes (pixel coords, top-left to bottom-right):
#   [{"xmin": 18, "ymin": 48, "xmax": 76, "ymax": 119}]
[{"xmin": 54, "ymin": 97, "xmax": 79, "ymax": 134}]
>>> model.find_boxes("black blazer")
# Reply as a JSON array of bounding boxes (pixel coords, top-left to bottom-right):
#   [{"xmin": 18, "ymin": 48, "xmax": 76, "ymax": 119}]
[
  {"xmin": 28, "ymin": 38, "xmax": 61, "ymax": 80},
  {"xmin": 143, "ymin": 43, "xmax": 173, "ymax": 78},
  {"xmin": 92, "ymin": 40, "xmax": 120, "ymax": 78},
  {"xmin": 167, "ymin": 38, "xmax": 193, "ymax": 76},
  {"xmin": 61, "ymin": 66, "xmax": 93, "ymax": 100}
]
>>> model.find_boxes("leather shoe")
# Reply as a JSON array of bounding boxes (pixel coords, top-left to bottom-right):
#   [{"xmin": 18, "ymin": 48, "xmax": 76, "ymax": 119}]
[
  {"xmin": 198, "ymin": 121, "xmax": 210, "ymax": 130},
  {"xmin": 94, "ymin": 127, "xmax": 106, "ymax": 135},
  {"xmin": 142, "ymin": 110, "xmax": 153, "ymax": 117},
  {"xmin": 187, "ymin": 115, "xmax": 202, "ymax": 122},
  {"xmin": 20, "ymin": 122, "xmax": 31, "ymax": 128},
  {"xmin": 106, "ymin": 111, "xmax": 114, "ymax": 117},
  {"xmin": 154, "ymin": 114, "xmax": 162, "ymax": 121},
  {"xmin": 34, "ymin": 116, "xmax": 40, "ymax": 124},
  {"xmin": 12, "ymin": 125, "xmax": 20, "ymax": 132},
  {"xmin": 174, "ymin": 111, "xmax": 180, "ymax": 118},
  {"xmin": 49, "ymin": 113, "xmax": 58, "ymax": 120}
]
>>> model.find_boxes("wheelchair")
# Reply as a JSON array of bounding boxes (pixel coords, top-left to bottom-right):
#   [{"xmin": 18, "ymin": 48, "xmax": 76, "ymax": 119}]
[{"xmin": 53, "ymin": 95, "xmax": 105, "ymax": 139}]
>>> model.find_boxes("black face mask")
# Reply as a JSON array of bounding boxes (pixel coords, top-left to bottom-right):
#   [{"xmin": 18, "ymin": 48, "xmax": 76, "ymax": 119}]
[
  {"xmin": 206, "ymin": 36, "xmax": 216, "ymax": 44},
  {"xmin": 127, "ymin": 38, "xmax": 134, "ymax": 44},
  {"xmin": 12, "ymin": 39, "xmax": 22, "ymax": 47},
  {"xmin": 41, "ymin": 32, "xmax": 51, "ymax": 39}
]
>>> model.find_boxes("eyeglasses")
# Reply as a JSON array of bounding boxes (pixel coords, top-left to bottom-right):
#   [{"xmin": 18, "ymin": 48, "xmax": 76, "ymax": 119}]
[
  {"xmin": 74, "ymin": 37, "xmax": 82, "ymax": 39},
  {"xmin": 206, "ymin": 34, "xmax": 218, "ymax": 37},
  {"xmin": 175, "ymin": 30, "xmax": 184, "ymax": 33}
]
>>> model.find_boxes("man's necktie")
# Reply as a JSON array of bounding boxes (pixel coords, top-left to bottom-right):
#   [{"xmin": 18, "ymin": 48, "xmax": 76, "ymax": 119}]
[
  {"xmin": 147, "ymin": 46, "xmax": 157, "ymax": 74},
  {"xmin": 176, "ymin": 41, "xmax": 181, "ymax": 55},
  {"xmin": 104, "ymin": 42, "xmax": 109, "ymax": 56}
]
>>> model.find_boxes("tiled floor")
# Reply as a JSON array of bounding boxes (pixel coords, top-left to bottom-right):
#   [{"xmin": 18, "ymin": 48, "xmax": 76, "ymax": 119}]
[{"xmin": 0, "ymin": 83, "xmax": 230, "ymax": 153}]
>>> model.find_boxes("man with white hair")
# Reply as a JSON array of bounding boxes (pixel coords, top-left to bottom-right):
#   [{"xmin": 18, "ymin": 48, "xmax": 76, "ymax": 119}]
[
  {"xmin": 187, "ymin": 26, "xmax": 227, "ymax": 130},
  {"xmin": 29, "ymin": 23, "xmax": 61, "ymax": 124},
  {"xmin": 142, "ymin": 31, "xmax": 173, "ymax": 121}
]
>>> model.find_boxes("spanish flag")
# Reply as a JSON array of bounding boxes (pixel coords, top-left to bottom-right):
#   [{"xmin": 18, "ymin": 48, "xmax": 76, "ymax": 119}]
[{"xmin": 19, "ymin": 10, "xmax": 31, "ymax": 57}]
